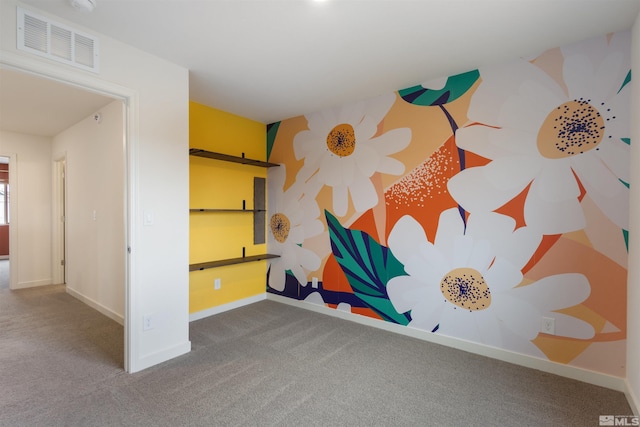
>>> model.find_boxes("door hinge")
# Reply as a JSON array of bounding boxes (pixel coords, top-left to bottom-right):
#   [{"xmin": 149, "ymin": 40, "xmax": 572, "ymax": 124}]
[{"xmin": 61, "ymin": 259, "xmax": 65, "ymax": 266}]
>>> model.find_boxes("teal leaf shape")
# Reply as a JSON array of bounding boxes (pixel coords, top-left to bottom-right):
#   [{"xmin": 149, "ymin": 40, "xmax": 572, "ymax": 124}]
[
  {"xmin": 325, "ymin": 210, "xmax": 409, "ymax": 325},
  {"xmin": 266, "ymin": 121, "xmax": 280, "ymax": 161},
  {"xmin": 619, "ymin": 70, "xmax": 631, "ymax": 93},
  {"xmin": 398, "ymin": 69, "xmax": 480, "ymax": 106}
]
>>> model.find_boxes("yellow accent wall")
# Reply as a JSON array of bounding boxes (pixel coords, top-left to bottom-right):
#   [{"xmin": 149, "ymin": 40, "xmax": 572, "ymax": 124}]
[{"xmin": 189, "ymin": 101, "xmax": 267, "ymax": 314}]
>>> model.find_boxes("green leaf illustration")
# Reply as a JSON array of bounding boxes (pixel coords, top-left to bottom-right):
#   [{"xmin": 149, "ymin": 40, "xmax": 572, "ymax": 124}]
[
  {"xmin": 266, "ymin": 121, "xmax": 280, "ymax": 161},
  {"xmin": 398, "ymin": 69, "xmax": 480, "ymax": 106},
  {"xmin": 619, "ymin": 70, "xmax": 631, "ymax": 93},
  {"xmin": 325, "ymin": 210, "xmax": 409, "ymax": 325}
]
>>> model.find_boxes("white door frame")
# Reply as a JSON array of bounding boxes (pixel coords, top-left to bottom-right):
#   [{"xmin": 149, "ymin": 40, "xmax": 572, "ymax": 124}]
[
  {"xmin": 52, "ymin": 155, "xmax": 66, "ymax": 285},
  {"xmin": 0, "ymin": 153, "xmax": 18, "ymax": 290},
  {"xmin": 0, "ymin": 54, "xmax": 138, "ymax": 373}
]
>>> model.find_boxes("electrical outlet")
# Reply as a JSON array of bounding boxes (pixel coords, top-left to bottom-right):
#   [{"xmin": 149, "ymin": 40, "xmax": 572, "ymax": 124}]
[
  {"xmin": 541, "ymin": 317, "xmax": 555, "ymax": 335},
  {"xmin": 143, "ymin": 315, "xmax": 154, "ymax": 331},
  {"xmin": 214, "ymin": 278, "xmax": 221, "ymax": 290},
  {"xmin": 311, "ymin": 277, "xmax": 318, "ymax": 288}
]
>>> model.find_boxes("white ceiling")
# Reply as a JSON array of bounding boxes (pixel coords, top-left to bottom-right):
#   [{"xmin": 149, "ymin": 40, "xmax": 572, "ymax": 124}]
[
  {"xmin": 0, "ymin": 68, "xmax": 116, "ymax": 137},
  {"xmin": 1, "ymin": 0, "xmax": 639, "ymax": 136}
]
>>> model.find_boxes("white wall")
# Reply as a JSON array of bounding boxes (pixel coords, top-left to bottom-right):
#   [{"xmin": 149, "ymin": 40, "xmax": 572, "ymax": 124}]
[
  {"xmin": 0, "ymin": 131, "xmax": 52, "ymax": 289},
  {"xmin": 52, "ymin": 100, "xmax": 125, "ymax": 323},
  {"xmin": 0, "ymin": 0, "xmax": 190, "ymax": 372},
  {"xmin": 626, "ymin": 11, "xmax": 640, "ymax": 416}
]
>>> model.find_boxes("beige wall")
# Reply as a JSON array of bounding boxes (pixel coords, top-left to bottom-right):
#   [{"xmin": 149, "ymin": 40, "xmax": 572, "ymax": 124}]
[
  {"xmin": 0, "ymin": 131, "xmax": 52, "ymax": 288},
  {"xmin": 53, "ymin": 100, "xmax": 125, "ymax": 322}
]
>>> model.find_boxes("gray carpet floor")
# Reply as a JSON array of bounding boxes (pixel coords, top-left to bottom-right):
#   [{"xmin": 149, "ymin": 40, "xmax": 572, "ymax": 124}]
[
  {"xmin": 0, "ymin": 260, "xmax": 9, "ymax": 290},
  {"xmin": 0, "ymin": 284, "xmax": 632, "ymax": 426}
]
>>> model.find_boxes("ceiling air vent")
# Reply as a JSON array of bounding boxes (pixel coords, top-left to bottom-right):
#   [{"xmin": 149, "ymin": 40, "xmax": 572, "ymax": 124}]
[{"xmin": 17, "ymin": 7, "xmax": 99, "ymax": 73}]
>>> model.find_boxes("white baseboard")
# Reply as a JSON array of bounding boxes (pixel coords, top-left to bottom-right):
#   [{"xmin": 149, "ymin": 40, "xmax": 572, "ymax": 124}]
[
  {"xmin": 626, "ymin": 380, "xmax": 640, "ymax": 415},
  {"xmin": 267, "ymin": 294, "xmax": 627, "ymax": 393},
  {"xmin": 66, "ymin": 286, "xmax": 124, "ymax": 325},
  {"xmin": 132, "ymin": 340, "xmax": 192, "ymax": 373},
  {"xmin": 189, "ymin": 293, "xmax": 266, "ymax": 322},
  {"xmin": 13, "ymin": 278, "xmax": 52, "ymax": 289}
]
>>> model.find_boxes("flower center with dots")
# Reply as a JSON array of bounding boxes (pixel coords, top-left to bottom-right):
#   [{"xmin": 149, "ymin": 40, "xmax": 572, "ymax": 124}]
[
  {"xmin": 326, "ymin": 123, "xmax": 356, "ymax": 157},
  {"xmin": 440, "ymin": 268, "xmax": 491, "ymax": 311},
  {"xmin": 270, "ymin": 213, "xmax": 290, "ymax": 243},
  {"xmin": 537, "ymin": 99, "xmax": 605, "ymax": 159}
]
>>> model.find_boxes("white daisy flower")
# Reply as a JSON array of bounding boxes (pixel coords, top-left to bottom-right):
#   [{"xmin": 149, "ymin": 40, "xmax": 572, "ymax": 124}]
[
  {"xmin": 386, "ymin": 209, "xmax": 594, "ymax": 354},
  {"xmin": 448, "ymin": 32, "xmax": 630, "ymax": 235},
  {"xmin": 267, "ymin": 165, "xmax": 323, "ymax": 291},
  {"xmin": 293, "ymin": 93, "xmax": 411, "ymax": 216}
]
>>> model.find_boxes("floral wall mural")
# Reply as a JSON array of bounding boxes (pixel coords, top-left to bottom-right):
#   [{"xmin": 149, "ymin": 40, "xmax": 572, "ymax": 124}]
[{"xmin": 266, "ymin": 31, "xmax": 631, "ymax": 376}]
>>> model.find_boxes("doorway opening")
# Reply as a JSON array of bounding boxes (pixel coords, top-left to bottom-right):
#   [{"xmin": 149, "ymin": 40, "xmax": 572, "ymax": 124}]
[
  {"xmin": 0, "ymin": 64, "xmax": 132, "ymax": 371},
  {"xmin": 0, "ymin": 156, "xmax": 9, "ymax": 290}
]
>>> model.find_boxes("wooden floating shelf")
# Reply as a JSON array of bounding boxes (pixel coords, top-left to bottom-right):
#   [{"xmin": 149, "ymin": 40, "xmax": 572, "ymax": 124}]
[
  {"xmin": 189, "ymin": 148, "xmax": 279, "ymax": 168},
  {"xmin": 190, "ymin": 209, "xmax": 266, "ymax": 213},
  {"xmin": 189, "ymin": 254, "xmax": 280, "ymax": 271}
]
